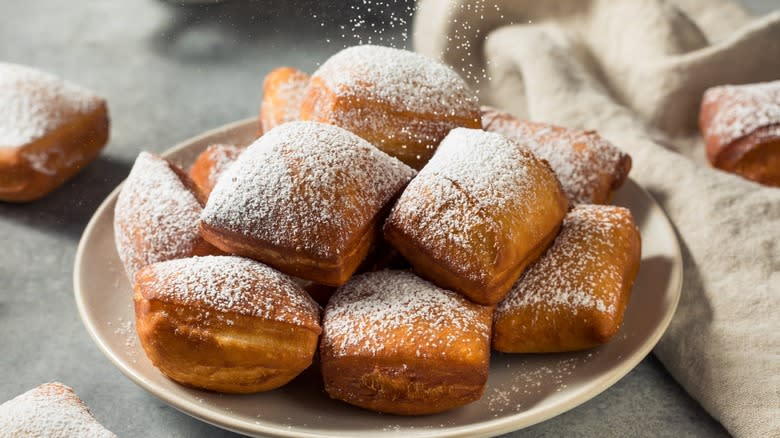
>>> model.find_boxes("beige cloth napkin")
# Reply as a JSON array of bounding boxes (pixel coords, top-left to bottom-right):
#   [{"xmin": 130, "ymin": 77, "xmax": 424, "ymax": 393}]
[{"xmin": 413, "ymin": 1, "xmax": 780, "ymax": 436}]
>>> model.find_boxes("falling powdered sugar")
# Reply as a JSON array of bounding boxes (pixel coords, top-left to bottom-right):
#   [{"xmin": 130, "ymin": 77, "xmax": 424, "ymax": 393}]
[
  {"xmin": 0, "ymin": 382, "xmax": 116, "ymax": 437},
  {"xmin": 0, "ymin": 62, "xmax": 103, "ymax": 148},
  {"xmin": 139, "ymin": 256, "xmax": 320, "ymax": 329},
  {"xmin": 202, "ymin": 121, "xmax": 415, "ymax": 258},
  {"xmin": 322, "ymin": 270, "xmax": 490, "ymax": 358}
]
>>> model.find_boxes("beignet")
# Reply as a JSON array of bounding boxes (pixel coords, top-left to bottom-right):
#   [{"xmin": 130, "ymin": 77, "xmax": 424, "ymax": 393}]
[
  {"xmin": 300, "ymin": 45, "xmax": 481, "ymax": 169},
  {"xmin": 493, "ymin": 205, "xmax": 641, "ymax": 353},
  {"xmin": 134, "ymin": 255, "xmax": 322, "ymax": 393},
  {"xmin": 188, "ymin": 143, "xmax": 242, "ymax": 198},
  {"xmin": 114, "ymin": 152, "xmax": 218, "ymax": 281},
  {"xmin": 699, "ymin": 81, "xmax": 780, "ymax": 187},
  {"xmin": 0, "ymin": 63, "xmax": 109, "ymax": 202},
  {"xmin": 384, "ymin": 128, "xmax": 569, "ymax": 305},
  {"xmin": 320, "ymin": 270, "xmax": 492, "ymax": 415},
  {"xmin": 481, "ymin": 106, "xmax": 631, "ymax": 204},
  {"xmin": 260, "ymin": 67, "xmax": 309, "ymax": 134},
  {"xmin": 200, "ymin": 121, "xmax": 415, "ymax": 286},
  {"xmin": 0, "ymin": 382, "xmax": 116, "ymax": 437}
]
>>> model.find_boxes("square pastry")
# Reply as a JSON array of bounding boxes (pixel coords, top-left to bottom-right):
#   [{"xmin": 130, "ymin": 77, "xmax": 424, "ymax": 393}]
[
  {"xmin": 134, "ymin": 256, "xmax": 322, "ymax": 393},
  {"xmin": 114, "ymin": 151, "xmax": 218, "ymax": 281},
  {"xmin": 200, "ymin": 121, "xmax": 415, "ymax": 286},
  {"xmin": 0, "ymin": 382, "xmax": 116, "ymax": 437},
  {"xmin": 259, "ymin": 67, "xmax": 309, "ymax": 135},
  {"xmin": 384, "ymin": 127, "xmax": 569, "ymax": 305},
  {"xmin": 300, "ymin": 45, "xmax": 481, "ymax": 169},
  {"xmin": 0, "ymin": 63, "xmax": 109, "ymax": 202},
  {"xmin": 493, "ymin": 205, "xmax": 641, "ymax": 353},
  {"xmin": 320, "ymin": 270, "xmax": 493, "ymax": 415},
  {"xmin": 481, "ymin": 106, "xmax": 632, "ymax": 205}
]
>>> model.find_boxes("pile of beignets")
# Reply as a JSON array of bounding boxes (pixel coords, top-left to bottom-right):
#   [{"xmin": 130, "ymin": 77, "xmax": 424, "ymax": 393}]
[{"xmin": 115, "ymin": 45, "xmax": 641, "ymax": 415}]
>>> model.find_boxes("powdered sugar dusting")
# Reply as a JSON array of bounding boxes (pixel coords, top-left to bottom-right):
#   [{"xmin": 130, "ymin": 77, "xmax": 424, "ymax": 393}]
[
  {"xmin": 0, "ymin": 62, "xmax": 103, "ymax": 148},
  {"xmin": 702, "ymin": 81, "xmax": 780, "ymax": 146},
  {"xmin": 482, "ymin": 107, "xmax": 628, "ymax": 204},
  {"xmin": 304, "ymin": 45, "xmax": 480, "ymax": 165},
  {"xmin": 139, "ymin": 256, "xmax": 320, "ymax": 329},
  {"xmin": 313, "ymin": 45, "xmax": 478, "ymax": 118},
  {"xmin": 200, "ymin": 144, "xmax": 242, "ymax": 193},
  {"xmin": 202, "ymin": 121, "xmax": 415, "ymax": 258},
  {"xmin": 114, "ymin": 152, "xmax": 204, "ymax": 280},
  {"xmin": 496, "ymin": 205, "xmax": 634, "ymax": 320},
  {"xmin": 261, "ymin": 68, "xmax": 309, "ymax": 132},
  {"xmin": 386, "ymin": 127, "xmax": 554, "ymax": 282},
  {"xmin": 486, "ymin": 354, "xmax": 592, "ymax": 414},
  {"xmin": 322, "ymin": 270, "xmax": 490, "ymax": 358},
  {"xmin": 0, "ymin": 382, "xmax": 116, "ymax": 437}
]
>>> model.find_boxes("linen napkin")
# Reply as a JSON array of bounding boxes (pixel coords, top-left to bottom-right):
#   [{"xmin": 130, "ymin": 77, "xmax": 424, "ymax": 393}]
[{"xmin": 413, "ymin": 1, "xmax": 780, "ymax": 436}]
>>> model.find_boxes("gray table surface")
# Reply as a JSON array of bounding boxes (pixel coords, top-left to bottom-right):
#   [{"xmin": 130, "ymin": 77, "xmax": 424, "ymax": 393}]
[{"xmin": 1, "ymin": 1, "xmax": 773, "ymax": 436}]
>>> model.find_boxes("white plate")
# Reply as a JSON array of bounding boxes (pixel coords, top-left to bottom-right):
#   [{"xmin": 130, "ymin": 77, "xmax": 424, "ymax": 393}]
[{"xmin": 74, "ymin": 118, "xmax": 683, "ymax": 437}]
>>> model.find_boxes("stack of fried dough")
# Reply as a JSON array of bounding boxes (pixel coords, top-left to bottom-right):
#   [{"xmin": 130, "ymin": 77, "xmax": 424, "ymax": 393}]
[{"xmin": 115, "ymin": 45, "xmax": 641, "ymax": 415}]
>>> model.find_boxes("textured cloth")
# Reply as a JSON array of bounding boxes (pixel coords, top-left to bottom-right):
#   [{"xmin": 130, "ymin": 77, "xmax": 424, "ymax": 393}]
[{"xmin": 413, "ymin": 1, "xmax": 780, "ymax": 437}]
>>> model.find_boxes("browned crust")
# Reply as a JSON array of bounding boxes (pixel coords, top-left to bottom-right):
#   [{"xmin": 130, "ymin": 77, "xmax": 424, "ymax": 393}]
[
  {"xmin": 168, "ymin": 159, "xmax": 208, "ymax": 207},
  {"xmin": 163, "ymin": 157, "xmax": 223, "ymax": 256},
  {"xmin": 480, "ymin": 106, "xmax": 631, "ymax": 204},
  {"xmin": 188, "ymin": 144, "xmax": 243, "ymax": 199},
  {"xmin": 259, "ymin": 67, "xmax": 310, "ymax": 136},
  {"xmin": 492, "ymin": 209, "xmax": 642, "ymax": 353},
  {"xmin": 610, "ymin": 151, "xmax": 633, "ymax": 192},
  {"xmin": 320, "ymin": 356, "xmax": 488, "ymax": 415},
  {"xmin": 383, "ymin": 148, "xmax": 569, "ymax": 305},
  {"xmin": 200, "ymin": 216, "xmax": 378, "ymax": 286},
  {"xmin": 385, "ymin": 218, "xmax": 562, "ymax": 306},
  {"xmin": 320, "ymin": 292, "xmax": 492, "ymax": 415},
  {"xmin": 699, "ymin": 86, "xmax": 780, "ymax": 187},
  {"xmin": 0, "ymin": 101, "xmax": 109, "ymax": 202},
  {"xmin": 300, "ymin": 76, "xmax": 481, "ymax": 170},
  {"xmin": 705, "ymin": 125, "xmax": 780, "ymax": 187},
  {"xmin": 134, "ymin": 292, "xmax": 319, "ymax": 393}
]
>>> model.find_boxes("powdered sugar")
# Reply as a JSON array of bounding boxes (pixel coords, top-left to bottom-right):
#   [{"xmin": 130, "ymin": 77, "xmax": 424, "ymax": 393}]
[
  {"xmin": 322, "ymin": 270, "xmax": 490, "ymax": 358},
  {"xmin": 386, "ymin": 127, "xmax": 556, "ymax": 282},
  {"xmin": 0, "ymin": 62, "xmax": 103, "ymax": 148},
  {"xmin": 139, "ymin": 256, "xmax": 320, "ymax": 329},
  {"xmin": 702, "ymin": 81, "xmax": 780, "ymax": 145},
  {"xmin": 304, "ymin": 45, "xmax": 481, "ymax": 166},
  {"xmin": 496, "ymin": 205, "xmax": 635, "ymax": 320},
  {"xmin": 114, "ymin": 152, "xmax": 204, "ymax": 280},
  {"xmin": 202, "ymin": 121, "xmax": 415, "ymax": 258},
  {"xmin": 312, "ymin": 45, "xmax": 479, "ymax": 119},
  {"xmin": 197, "ymin": 143, "xmax": 242, "ymax": 193},
  {"xmin": 486, "ymin": 355, "xmax": 591, "ymax": 414},
  {"xmin": 261, "ymin": 68, "xmax": 309, "ymax": 132},
  {"xmin": 24, "ymin": 149, "xmax": 65, "ymax": 176},
  {"xmin": 0, "ymin": 382, "xmax": 116, "ymax": 437},
  {"xmin": 482, "ymin": 107, "xmax": 629, "ymax": 204}
]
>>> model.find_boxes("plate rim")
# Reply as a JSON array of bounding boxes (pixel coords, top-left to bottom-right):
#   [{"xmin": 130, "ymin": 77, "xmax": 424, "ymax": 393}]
[{"xmin": 73, "ymin": 117, "xmax": 683, "ymax": 438}]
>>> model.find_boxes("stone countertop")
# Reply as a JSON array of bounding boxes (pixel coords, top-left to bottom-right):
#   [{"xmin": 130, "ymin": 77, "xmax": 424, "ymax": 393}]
[{"xmin": 2, "ymin": 0, "xmax": 771, "ymax": 436}]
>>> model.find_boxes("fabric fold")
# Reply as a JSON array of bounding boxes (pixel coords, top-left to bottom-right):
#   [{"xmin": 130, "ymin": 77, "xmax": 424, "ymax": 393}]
[{"xmin": 414, "ymin": 1, "xmax": 780, "ymax": 437}]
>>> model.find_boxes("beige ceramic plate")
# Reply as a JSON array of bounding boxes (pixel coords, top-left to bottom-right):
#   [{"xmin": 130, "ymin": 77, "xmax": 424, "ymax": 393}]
[{"xmin": 74, "ymin": 117, "xmax": 682, "ymax": 438}]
